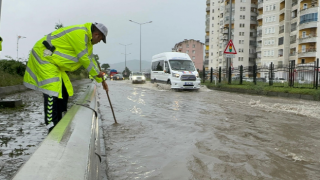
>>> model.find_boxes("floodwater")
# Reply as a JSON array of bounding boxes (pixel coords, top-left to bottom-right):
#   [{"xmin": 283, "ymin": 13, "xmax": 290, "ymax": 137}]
[
  {"xmin": 0, "ymin": 79, "xmax": 91, "ymax": 180},
  {"xmin": 99, "ymin": 80, "xmax": 320, "ymax": 180}
]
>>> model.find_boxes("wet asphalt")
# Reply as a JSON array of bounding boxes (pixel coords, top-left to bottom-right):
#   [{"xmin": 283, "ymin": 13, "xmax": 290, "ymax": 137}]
[{"xmin": 98, "ymin": 80, "xmax": 320, "ymax": 180}]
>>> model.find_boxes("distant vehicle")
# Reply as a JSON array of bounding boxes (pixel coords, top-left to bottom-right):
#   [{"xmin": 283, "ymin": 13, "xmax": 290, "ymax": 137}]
[
  {"xmin": 274, "ymin": 78, "xmax": 287, "ymax": 83},
  {"xmin": 151, "ymin": 52, "xmax": 201, "ymax": 90},
  {"xmin": 109, "ymin": 69, "xmax": 118, "ymax": 79},
  {"xmin": 112, "ymin": 74, "xmax": 124, "ymax": 80},
  {"xmin": 243, "ymin": 77, "xmax": 253, "ymax": 82},
  {"xmin": 129, "ymin": 72, "xmax": 146, "ymax": 84}
]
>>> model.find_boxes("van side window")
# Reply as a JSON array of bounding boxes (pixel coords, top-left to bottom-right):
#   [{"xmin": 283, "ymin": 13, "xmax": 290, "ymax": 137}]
[
  {"xmin": 165, "ymin": 61, "xmax": 170, "ymax": 73},
  {"xmin": 152, "ymin": 60, "xmax": 164, "ymax": 71}
]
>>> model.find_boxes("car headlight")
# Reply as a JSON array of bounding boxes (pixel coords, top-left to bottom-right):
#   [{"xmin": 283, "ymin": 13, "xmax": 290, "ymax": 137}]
[
  {"xmin": 196, "ymin": 74, "xmax": 199, "ymax": 78},
  {"xmin": 132, "ymin": 77, "xmax": 136, "ymax": 80},
  {"xmin": 172, "ymin": 73, "xmax": 180, "ymax": 78},
  {"xmin": 142, "ymin": 76, "xmax": 145, "ymax": 80}
]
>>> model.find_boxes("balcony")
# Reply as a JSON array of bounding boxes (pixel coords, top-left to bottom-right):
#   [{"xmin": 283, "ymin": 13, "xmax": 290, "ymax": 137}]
[
  {"xmin": 290, "ymin": 52, "xmax": 296, "ymax": 56},
  {"xmin": 258, "ymin": 2, "xmax": 263, "ymax": 9},
  {"xmin": 279, "ymin": 20, "xmax": 285, "ymax": 26},
  {"xmin": 249, "ymin": 53, "xmax": 257, "ymax": 58},
  {"xmin": 257, "ymin": 36, "xmax": 262, "ymax": 41},
  {"xmin": 299, "ymin": 34, "xmax": 317, "ymax": 44},
  {"xmin": 206, "ymin": 27, "xmax": 209, "ymax": 32},
  {"xmin": 290, "ymin": 39, "xmax": 297, "ymax": 44},
  {"xmin": 279, "ymin": 8, "xmax": 285, "ymax": 15},
  {"xmin": 300, "ymin": 6, "xmax": 319, "ymax": 16},
  {"xmin": 224, "ymin": 19, "xmax": 234, "ymax": 25},
  {"xmin": 206, "ymin": 0, "xmax": 210, "ymax": 5},
  {"xmin": 279, "ymin": 28, "xmax": 284, "ymax": 34},
  {"xmin": 204, "ymin": 60, "xmax": 209, "ymax": 66},
  {"xmin": 299, "ymin": 21, "xmax": 318, "ymax": 30},
  {"xmin": 251, "ymin": 11, "xmax": 258, "ymax": 16},
  {"xmin": 251, "ymin": 3, "xmax": 258, "ymax": 8},
  {"xmin": 298, "ymin": 49, "xmax": 317, "ymax": 58},
  {"xmin": 250, "ymin": 20, "xmax": 257, "ymax": 25},
  {"xmin": 206, "ymin": 14, "xmax": 210, "ymax": 19},
  {"xmin": 257, "ymin": 14, "xmax": 263, "ymax": 20},
  {"xmin": 205, "ymin": 50, "xmax": 209, "ymax": 54},
  {"xmin": 292, "ymin": 1, "xmax": 298, "ymax": 9},
  {"xmin": 256, "ymin": 47, "xmax": 261, "ymax": 52},
  {"xmin": 206, "ymin": 7, "xmax": 210, "ymax": 12}
]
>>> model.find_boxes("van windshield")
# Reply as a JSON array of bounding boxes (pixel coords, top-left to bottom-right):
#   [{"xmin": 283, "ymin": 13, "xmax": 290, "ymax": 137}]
[{"xmin": 169, "ymin": 60, "xmax": 195, "ymax": 71}]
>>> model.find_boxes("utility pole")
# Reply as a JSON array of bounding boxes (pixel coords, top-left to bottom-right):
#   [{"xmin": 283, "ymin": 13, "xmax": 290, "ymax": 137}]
[
  {"xmin": 0, "ymin": 0, "xmax": 2, "ymax": 23},
  {"xmin": 119, "ymin": 43, "xmax": 132, "ymax": 76},
  {"xmin": 226, "ymin": 0, "xmax": 232, "ymax": 79}
]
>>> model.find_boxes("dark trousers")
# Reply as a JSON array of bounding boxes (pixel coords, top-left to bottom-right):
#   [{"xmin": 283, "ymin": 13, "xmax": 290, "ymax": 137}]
[{"xmin": 43, "ymin": 81, "xmax": 69, "ymax": 132}]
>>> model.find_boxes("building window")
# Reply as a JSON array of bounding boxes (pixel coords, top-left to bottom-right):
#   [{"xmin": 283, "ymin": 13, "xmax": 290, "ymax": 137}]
[
  {"xmin": 239, "ymin": 32, "xmax": 244, "ymax": 36},
  {"xmin": 240, "ymin": 15, "xmax": 245, "ymax": 19},
  {"xmin": 238, "ymin": 57, "xmax": 244, "ymax": 61},
  {"xmin": 301, "ymin": 59, "xmax": 305, "ymax": 64},
  {"xmin": 186, "ymin": 44, "xmax": 189, "ymax": 48},
  {"xmin": 212, "ymin": 9, "xmax": 214, "ymax": 13},
  {"xmin": 240, "ymin": 7, "xmax": 245, "ymax": 11},
  {"xmin": 192, "ymin": 56, "xmax": 195, "ymax": 60},
  {"xmin": 192, "ymin": 50, "xmax": 195, "ymax": 54},
  {"xmin": 239, "ymin": 40, "xmax": 244, "ymax": 44},
  {"xmin": 239, "ymin": 48, "xmax": 244, "ymax": 52},
  {"xmin": 193, "ymin": 44, "xmax": 195, "ymax": 48},
  {"xmin": 186, "ymin": 50, "xmax": 189, "ymax": 53}
]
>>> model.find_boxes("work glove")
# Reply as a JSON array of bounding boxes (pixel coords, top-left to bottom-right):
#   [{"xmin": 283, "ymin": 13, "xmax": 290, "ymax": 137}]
[{"xmin": 102, "ymin": 80, "xmax": 109, "ymax": 92}]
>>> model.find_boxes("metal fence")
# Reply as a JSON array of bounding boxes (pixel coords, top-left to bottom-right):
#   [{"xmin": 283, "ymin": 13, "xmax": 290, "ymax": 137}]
[{"xmin": 206, "ymin": 59, "xmax": 320, "ymax": 89}]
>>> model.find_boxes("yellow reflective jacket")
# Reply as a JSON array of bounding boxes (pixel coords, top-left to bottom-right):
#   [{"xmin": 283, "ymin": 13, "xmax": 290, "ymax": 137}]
[
  {"xmin": 0, "ymin": 37, "xmax": 2, "ymax": 51},
  {"xmin": 24, "ymin": 23, "xmax": 102, "ymax": 98}
]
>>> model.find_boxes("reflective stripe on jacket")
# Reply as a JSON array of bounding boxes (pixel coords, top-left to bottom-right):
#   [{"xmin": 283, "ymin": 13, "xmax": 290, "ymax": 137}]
[{"xmin": 24, "ymin": 23, "xmax": 102, "ymax": 98}]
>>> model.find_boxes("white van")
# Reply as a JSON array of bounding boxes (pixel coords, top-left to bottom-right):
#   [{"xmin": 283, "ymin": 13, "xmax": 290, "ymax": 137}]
[{"xmin": 151, "ymin": 52, "xmax": 201, "ymax": 90}]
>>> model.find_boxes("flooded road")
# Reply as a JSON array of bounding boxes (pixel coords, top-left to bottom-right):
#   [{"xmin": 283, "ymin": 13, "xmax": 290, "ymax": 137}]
[{"xmin": 99, "ymin": 80, "xmax": 320, "ymax": 180}]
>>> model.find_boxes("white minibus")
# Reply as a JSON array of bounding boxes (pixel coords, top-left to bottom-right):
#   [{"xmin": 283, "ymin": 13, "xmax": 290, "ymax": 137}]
[{"xmin": 151, "ymin": 52, "xmax": 201, "ymax": 90}]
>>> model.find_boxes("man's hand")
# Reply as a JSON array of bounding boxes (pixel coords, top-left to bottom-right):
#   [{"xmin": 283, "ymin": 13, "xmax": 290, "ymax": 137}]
[
  {"xmin": 102, "ymin": 80, "xmax": 109, "ymax": 92},
  {"xmin": 97, "ymin": 71, "xmax": 105, "ymax": 78}
]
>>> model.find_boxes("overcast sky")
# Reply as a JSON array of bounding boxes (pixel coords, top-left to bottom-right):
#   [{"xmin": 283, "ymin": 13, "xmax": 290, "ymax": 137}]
[{"xmin": 0, "ymin": 0, "xmax": 205, "ymax": 65}]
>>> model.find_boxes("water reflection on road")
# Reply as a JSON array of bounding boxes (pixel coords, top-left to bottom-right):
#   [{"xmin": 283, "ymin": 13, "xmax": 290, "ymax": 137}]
[{"xmin": 98, "ymin": 80, "xmax": 320, "ymax": 180}]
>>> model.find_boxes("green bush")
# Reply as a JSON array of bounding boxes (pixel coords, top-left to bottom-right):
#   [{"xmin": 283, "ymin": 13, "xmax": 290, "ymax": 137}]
[
  {"xmin": 0, "ymin": 71, "xmax": 24, "ymax": 87},
  {"xmin": 0, "ymin": 60, "xmax": 26, "ymax": 76}
]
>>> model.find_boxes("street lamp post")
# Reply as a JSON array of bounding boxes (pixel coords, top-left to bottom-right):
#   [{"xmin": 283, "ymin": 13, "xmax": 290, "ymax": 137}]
[
  {"xmin": 17, "ymin": 35, "xmax": 26, "ymax": 61},
  {"xmin": 119, "ymin": 43, "xmax": 132, "ymax": 76},
  {"xmin": 129, "ymin": 20, "xmax": 152, "ymax": 72}
]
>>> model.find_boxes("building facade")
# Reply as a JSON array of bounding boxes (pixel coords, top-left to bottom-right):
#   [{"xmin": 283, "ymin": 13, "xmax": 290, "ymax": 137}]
[
  {"xmin": 206, "ymin": 0, "xmax": 319, "ymax": 79},
  {"xmin": 172, "ymin": 39, "xmax": 204, "ymax": 70},
  {"xmin": 207, "ymin": 0, "xmax": 258, "ymax": 77}
]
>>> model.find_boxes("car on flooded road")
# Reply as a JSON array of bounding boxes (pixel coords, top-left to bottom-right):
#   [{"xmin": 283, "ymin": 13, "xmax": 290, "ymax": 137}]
[
  {"xmin": 129, "ymin": 72, "xmax": 146, "ymax": 84},
  {"xmin": 112, "ymin": 74, "xmax": 125, "ymax": 80}
]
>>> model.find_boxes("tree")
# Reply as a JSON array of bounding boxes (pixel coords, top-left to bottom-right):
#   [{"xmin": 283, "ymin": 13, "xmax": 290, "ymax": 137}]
[
  {"xmin": 55, "ymin": 21, "xmax": 64, "ymax": 30},
  {"xmin": 101, "ymin": 63, "xmax": 110, "ymax": 70},
  {"xmin": 93, "ymin": 54, "xmax": 99, "ymax": 61},
  {"xmin": 122, "ymin": 67, "xmax": 131, "ymax": 77}
]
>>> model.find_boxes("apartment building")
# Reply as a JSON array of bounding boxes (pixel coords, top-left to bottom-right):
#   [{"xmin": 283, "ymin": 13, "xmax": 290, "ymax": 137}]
[
  {"xmin": 257, "ymin": 0, "xmax": 318, "ymax": 79},
  {"xmin": 172, "ymin": 39, "xmax": 204, "ymax": 70},
  {"xmin": 206, "ymin": 0, "xmax": 319, "ymax": 79},
  {"xmin": 206, "ymin": 0, "xmax": 258, "ymax": 75}
]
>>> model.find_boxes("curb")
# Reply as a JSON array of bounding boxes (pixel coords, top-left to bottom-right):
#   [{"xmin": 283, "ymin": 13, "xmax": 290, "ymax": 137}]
[
  {"xmin": 0, "ymin": 85, "xmax": 28, "ymax": 97},
  {"xmin": 209, "ymin": 87, "xmax": 316, "ymax": 101}
]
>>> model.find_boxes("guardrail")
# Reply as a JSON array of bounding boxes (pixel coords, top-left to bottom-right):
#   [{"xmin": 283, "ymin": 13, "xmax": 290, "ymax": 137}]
[{"xmin": 12, "ymin": 83, "xmax": 101, "ymax": 180}]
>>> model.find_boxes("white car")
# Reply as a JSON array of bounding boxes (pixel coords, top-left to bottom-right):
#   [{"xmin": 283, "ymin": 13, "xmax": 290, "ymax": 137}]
[{"xmin": 129, "ymin": 72, "xmax": 146, "ymax": 84}]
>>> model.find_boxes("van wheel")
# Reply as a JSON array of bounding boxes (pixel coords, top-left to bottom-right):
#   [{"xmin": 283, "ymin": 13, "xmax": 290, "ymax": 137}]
[
  {"xmin": 167, "ymin": 80, "xmax": 171, "ymax": 85},
  {"xmin": 153, "ymin": 79, "xmax": 156, "ymax": 84}
]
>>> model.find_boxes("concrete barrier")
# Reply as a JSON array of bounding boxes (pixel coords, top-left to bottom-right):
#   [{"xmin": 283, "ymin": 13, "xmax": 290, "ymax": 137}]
[
  {"xmin": 0, "ymin": 85, "xmax": 28, "ymax": 97},
  {"xmin": 12, "ymin": 83, "xmax": 101, "ymax": 180}
]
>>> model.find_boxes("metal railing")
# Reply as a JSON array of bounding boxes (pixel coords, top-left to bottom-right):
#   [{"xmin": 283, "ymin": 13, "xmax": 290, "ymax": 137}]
[
  {"xmin": 210, "ymin": 60, "xmax": 320, "ymax": 89},
  {"xmin": 12, "ymin": 83, "xmax": 101, "ymax": 180}
]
